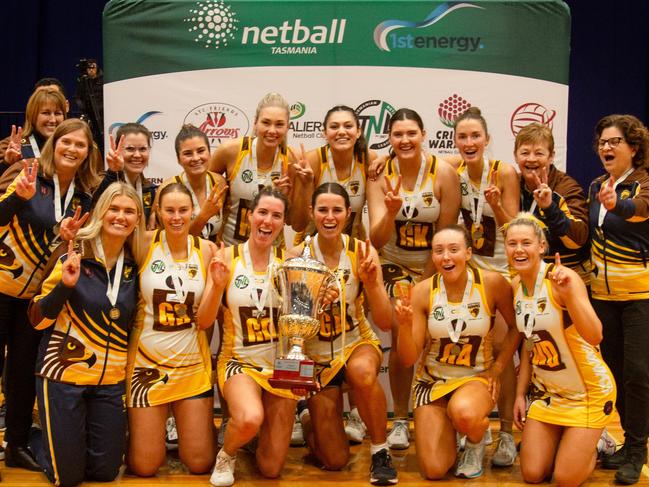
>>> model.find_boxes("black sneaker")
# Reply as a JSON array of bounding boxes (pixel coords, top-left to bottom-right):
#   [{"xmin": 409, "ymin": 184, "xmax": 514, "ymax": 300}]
[
  {"xmin": 0, "ymin": 402, "xmax": 6, "ymax": 432},
  {"xmin": 601, "ymin": 444, "xmax": 626, "ymax": 470},
  {"xmin": 370, "ymin": 448, "xmax": 398, "ymax": 485}
]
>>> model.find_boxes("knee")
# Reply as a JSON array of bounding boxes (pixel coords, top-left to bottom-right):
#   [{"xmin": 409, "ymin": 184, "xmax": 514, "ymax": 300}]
[
  {"xmin": 127, "ymin": 456, "xmax": 162, "ymax": 478},
  {"xmin": 346, "ymin": 361, "xmax": 378, "ymax": 390},
  {"xmin": 57, "ymin": 471, "xmax": 85, "ymax": 487},
  {"xmin": 520, "ymin": 463, "xmax": 550, "ymax": 484},
  {"xmin": 319, "ymin": 448, "xmax": 349, "ymax": 471},
  {"xmin": 231, "ymin": 408, "xmax": 264, "ymax": 436},
  {"xmin": 553, "ymin": 467, "xmax": 586, "ymax": 487},
  {"xmin": 420, "ymin": 461, "xmax": 450, "ymax": 480},
  {"xmin": 257, "ymin": 458, "xmax": 284, "ymax": 479},
  {"xmin": 449, "ymin": 403, "xmax": 482, "ymax": 433},
  {"xmin": 183, "ymin": 454, "xmax": 214, "ymax": 475}
]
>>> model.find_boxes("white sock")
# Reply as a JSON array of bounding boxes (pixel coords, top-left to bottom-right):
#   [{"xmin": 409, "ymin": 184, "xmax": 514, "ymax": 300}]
[
  {"xmin": 465, "ymin": 438, "xmax": 483, "ymax": 448},
  {"xmin": 218, "ymin": 448, "xmax": 235, "ymax": 460},
  {"xmin": 370, "ymin": 442, "xmax": 389, "ymax": 455}
]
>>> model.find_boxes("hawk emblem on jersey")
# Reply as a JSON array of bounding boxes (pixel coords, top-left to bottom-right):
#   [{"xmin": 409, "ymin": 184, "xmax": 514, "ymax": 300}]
[
  {"xmin": 130, "ymin": 367, "xmax": 169, "ymax": 407},
  {"xmin": 349, "ymin": 181, "xmax": 360, "ymax": 195},
  {"xmin": 380, "ymin": 263, "xmax": 413, "ymax": 298},
  {"xmin": 422, "ymin": 192, "xmax": 434, "ymax": 207},
  {"xmin": 468, "ymin": 303, "xmax": 480, "ymax": 318},
  {"xmin": 0, "ymin": 231, "xmax": 23, "ymax": 279},
  {"xmin": 187, "ymin": 264, "xmax": 199, "ymax": 279},
  {"xmin": 143, "ymin": 192, "xmax": 152, "ymax": 206},
  {"xmin": 71, "ymin": 196, "xmax": 81, "ymax": 212},
  {"xmin": 537, "ymin": 298, "xmax": 547, "ymax": 313},
  {"xmin": 41, "ymin": 331, "xmax": 97, "ymax": 381},
  {"xmin": 620, "ymin": 189, "xmax": 631, "ymax": 200},
  {"xmin": 123, "ymin": 265, "xmax": 133, "ymax": 281}
]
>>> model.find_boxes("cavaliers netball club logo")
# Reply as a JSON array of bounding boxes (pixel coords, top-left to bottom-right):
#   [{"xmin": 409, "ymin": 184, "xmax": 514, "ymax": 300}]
[
  {"xmin": 184, "ymin": 0, "xmax": 239, "ymax": 49},
  {"xmin": 438, "ymin": 94, "xmax": 472, "ymax": 128},
  {"xmin": 510, "ymin": 102, "xmax": 556, "ymax": 136}
]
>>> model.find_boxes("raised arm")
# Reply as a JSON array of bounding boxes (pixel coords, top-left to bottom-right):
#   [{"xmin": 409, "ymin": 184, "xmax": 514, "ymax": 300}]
[
  {"xmin": 366, "ymin": 175, "xmax": 402, "ymax": 249},
  {"xmin": 395, "ymin": 279, "xmax": 428, "ymax": 367}
]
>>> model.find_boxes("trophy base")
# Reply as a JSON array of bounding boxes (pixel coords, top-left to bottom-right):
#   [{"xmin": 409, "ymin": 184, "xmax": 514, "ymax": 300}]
[{"xmin": 269, "ymin": 358, "xmax": 319, "ymax": 391}]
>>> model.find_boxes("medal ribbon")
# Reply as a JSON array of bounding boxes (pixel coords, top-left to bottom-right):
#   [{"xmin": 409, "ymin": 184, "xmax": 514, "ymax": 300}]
[
  {"xmin": 326, "ymin": 147, "xmax": 357, "ymax": 193},
  {"xmin": 52, "ymin": 173, "xmax": 75, "ymax": 222},
  {"xmin": 438, "ymin": 270, "xmax": 474, "ymax": 343},
  {"xmin": 29, "ymin": 135, "xmax": 41, "ymax": 158},
  {"xmin": 597, "ymin": 167, "xmax": 634, "ymax": 227},
  {"xmin": 394, "ymin": 153, "xmax": 427, "ymax": 221},
  {"xmin": 463, "ymin": 157, "xmax": 490, "ymax": 231},
  {"xmin": 522, "ymin": 262, "xmax": 547, "ymax": 339},
  {"xmin": 161, "ymin": 231, "xmax": 193, "ymax": 304},
  {"xmin": 250, "ymin": 138, "xmax": 280, "ymax": 190},
  {"xmin": 242, "ymin": 241, "xmax": 274, "ymax": 317},
  {"xmin": 94, "ymin": 237, "xmax": 125, "ymax": 310}
]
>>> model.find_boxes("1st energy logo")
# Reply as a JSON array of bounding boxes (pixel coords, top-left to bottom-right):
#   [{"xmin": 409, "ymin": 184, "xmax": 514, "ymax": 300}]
[
  {"xmin": 374, "ymin": 2, "xmax": 484, "ymax": 53},
  {"xmin": 355, "ymin": 100, "xmax": 396, "ymax": 151}
]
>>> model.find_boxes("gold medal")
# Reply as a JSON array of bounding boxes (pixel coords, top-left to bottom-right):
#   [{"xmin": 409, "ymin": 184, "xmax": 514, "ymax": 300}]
[
  {"xmin": 525, "ymin": 337, "xmax": 535, "ymax": 351},
  {"xmin": 451, "ymin": 343, "xmax": 462, "ymax": 356},
  {"xmin": 109, "ymin": 307, "xmax": 120, "ymax": 320}
]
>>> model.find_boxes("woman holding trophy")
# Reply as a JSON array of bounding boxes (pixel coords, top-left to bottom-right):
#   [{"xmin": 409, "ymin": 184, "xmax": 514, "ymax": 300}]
[
  {"xmin": 204, "ymin": 186, "xmax": 298, "ymax": 487},
  {"xmin": 288, "ymin": 182, "xmax": 398, "ymax": 485}
]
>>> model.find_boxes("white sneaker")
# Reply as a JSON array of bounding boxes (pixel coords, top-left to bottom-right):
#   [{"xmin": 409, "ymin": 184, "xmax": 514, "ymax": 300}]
[
  {"xmin": 483, "ymin": 426, "xmax": 493, "ymax": 445},
  {"xmin": 491, "ymin": 431, "xmax": 517, "ymax": 467},
  {"xmin": 165, "ymin": 416, "xmax": 178, "ymax": 451},
  {"xmin": 387, "ymin": 419, "xmax": 410, "ymax": 450},
  {"xmin": 345, "ymin": 408, "xmax": 367, "ymax": 443},
  {"xmin": 597, "ymin": 428, "xmax": 617, "ymax": 457},
  {"xmin": 291, "ymin": 414, "xmax": 305, "ymax": 446},
  {"xmin": 210, "ymin": 449, "xmax": 236, "ymax": 487},
  {"xmin": 455, "ymin": 439, "xmax": 485, "ymax": 478}
]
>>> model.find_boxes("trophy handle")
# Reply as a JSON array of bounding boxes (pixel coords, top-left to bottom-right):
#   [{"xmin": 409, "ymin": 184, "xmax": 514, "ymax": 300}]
[{"xmin": 317, "ymin": 269, "xmax": 339, "ymax": 315}]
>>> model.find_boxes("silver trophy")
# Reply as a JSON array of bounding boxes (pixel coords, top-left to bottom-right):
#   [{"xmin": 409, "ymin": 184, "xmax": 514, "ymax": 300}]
[{"xmin": 269, "ymin": 236, "xmax": 335, "ymax": 390}]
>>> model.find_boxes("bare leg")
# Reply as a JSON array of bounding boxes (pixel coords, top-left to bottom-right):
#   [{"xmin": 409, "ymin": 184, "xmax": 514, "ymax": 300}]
[
  {"xmin": 173, "ymin": 396, "xmax": 216, "ymax": 474},
  {"xmin": 256, "ymin": 391, "xmax": 297, "ymax": 478},
  {"xmin": 127, "ymin": 404, "xmax": 168, "ymax": 476},
  {"xmin": 519, "ymin": 418, "xmax": 562, "ymax": 483},
  {"xmin": 221, "ymin": 374, "xmax": 264, "ymax": 456},
  {"xmin": 413, "ymin": 400, "xmax": 456, "ymax": 479},
  {"xmin": 302, "ymin": 386, "xmax": 348, "ymax": 469}
]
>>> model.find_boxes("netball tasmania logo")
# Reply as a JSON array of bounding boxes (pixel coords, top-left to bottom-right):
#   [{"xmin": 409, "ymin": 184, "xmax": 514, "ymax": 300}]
[{"xmin": 184, "ymin": 0, "xmax": 238, "ymax": 49}]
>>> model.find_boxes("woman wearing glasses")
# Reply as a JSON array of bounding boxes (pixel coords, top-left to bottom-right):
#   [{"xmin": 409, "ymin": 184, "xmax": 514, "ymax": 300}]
[
  {"xmin": 96, "ymin": 123, "xmax": 158, "ymax": 228},
  {"xmin": 588, "ymin": 114, "xmax": 649, "ymax": 485}
]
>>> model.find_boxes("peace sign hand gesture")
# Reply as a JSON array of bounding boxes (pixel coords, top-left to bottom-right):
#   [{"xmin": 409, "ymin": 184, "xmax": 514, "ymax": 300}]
[
  {"xmin": 383, "ymin": 175, "xmax": 403, "ymax": 216},
  {"xmin": 483, "ymin": 169, "xmax": 502, "ymax": 209},
  {"xmin": 106, "ymin": 134, "xmax": 125, "ymax": 172},
  {"xmin": 531, "ymin": 166, "xmax": 552, "ymax": 209},
  {"xmin": 60, "ymin": 205, "xmax": 90, "ymax": 241},
  {"xmin": 5, "ymin": 125, "xmax": 23, "ymax": 165},
  {"xmin": 62, "ymin": 239, "xmax": 81, "ymax": 288},
  {"xmin": 15, "ymin": 159, "xmax": 39, "ymax": 200},
  {"xmin": 289, "ymin": 143, "xmax": 314, "ymax": 184},
  {"xmin": 208, "ymin": 242, "xmax": 230, "ymax": 287},
  {"xmin": 273, "ymin": 163, "xmax": 292, "ymax": 196},
  {"xmin": 357, "ymin": 239, "xmax": 378, "ymax": 285},
  {"xmin": 199, "ymin": 183, "xmax": 228, "ymax": 220}
]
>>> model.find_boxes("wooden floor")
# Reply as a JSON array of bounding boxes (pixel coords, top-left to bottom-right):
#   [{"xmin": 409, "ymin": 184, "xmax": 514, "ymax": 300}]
[{"xmin": 2, "ymin": 418, "xmax": 648, "ymax": 486}]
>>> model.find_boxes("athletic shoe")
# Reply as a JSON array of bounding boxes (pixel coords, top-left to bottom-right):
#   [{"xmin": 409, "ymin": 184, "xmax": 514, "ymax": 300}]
[
  {"xmin": 291, "ymin": 413, "xmax": 305, "ymax": 446},
  {"xmin": 597, "ymin": 428, "xmax": 617, "ymax": 458},
  {"xmin": 483, "ymin": 427, "xmax": 493, "ymax": 445},
  {"xmin": 491, "ymin": 431, "xmax": 517, "ymax": 467},
  {"xmin": 217, "ymin": 416, "xmax": 229, "ymax": 448},
  {"xmin": 210, "ymin": 449, "xmax": 236, "ymax": 487},
  {"xmin": 615, "ymin": 450, "xmax": 647, "ymax": 485},
  {"xmin": 387, "ymin": 420, "xmax": 409, "ymax": 450},
  {"xmin": 370, "ymin": 448, "xmax": 398, "ymax": 485},
  {"xmin": 345, "ymin": 408, "xmax": 367, "ymax": 444},
  {"xmin": 0, "ymin": 443, "xmax": 4, "ymax": 461},
  {"xmin": 455, "ymin": 439, "xmax": 485, "ymax": 479},
  {"xmin": 165, "ymin": 416, "xmax": 178, "ymax": 451},
  {"xmin": 601, "ymin": 444, "xmax": 627, "ymax": 470}
]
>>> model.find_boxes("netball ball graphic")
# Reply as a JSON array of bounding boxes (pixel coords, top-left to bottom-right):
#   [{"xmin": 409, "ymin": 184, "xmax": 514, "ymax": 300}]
[
  {"xmin": 438, "ymin": 94, "xmax": 472, "ymax": 128},
  {"xmin": 510, "ymin": 103, "xmax": 556, "ymax": 135}
]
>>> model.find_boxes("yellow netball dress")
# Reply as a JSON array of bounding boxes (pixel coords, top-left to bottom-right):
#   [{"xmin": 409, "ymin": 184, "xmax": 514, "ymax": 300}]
[
  {"xmin": 412, "ymin": 266, "xmax": 495, "ymax": 408},
  {"xmin": 217, "ymin": 242, "xmax": 297, "ymax": 399},
  {"xmin": 222, "ymin": 137, "xmax": 289, "ymax": 245},
  {"xmin": 380, "ymin": 154, "xmax": 441, "ymax": 296},
  {"xmin": 127, "ymin": 230, "xmax": 211, "ymax": 407},
  {"xmin": 514, "ymin": 263, "xmax": 616, "ymax": 428},
  {"xmin": 304, "ymin": 234, "xmax": 380, "ymax": 386},
  {"xmin": 458, "ymin": 158, "xmax": 509, "ymax": 277}
]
